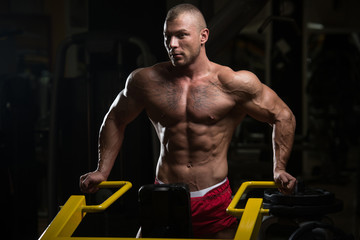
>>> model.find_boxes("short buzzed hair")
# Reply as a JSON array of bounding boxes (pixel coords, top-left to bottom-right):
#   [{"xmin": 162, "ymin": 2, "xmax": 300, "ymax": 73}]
[{"xmin": 165, "ymin": 3, "xmax": 207, "ymax": 30}]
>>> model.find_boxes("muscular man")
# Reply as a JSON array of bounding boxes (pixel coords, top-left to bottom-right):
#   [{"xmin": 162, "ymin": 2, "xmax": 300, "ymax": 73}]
[{"xmin": 80, "ymin": 3, "xmax": 296, "ymax": 239}]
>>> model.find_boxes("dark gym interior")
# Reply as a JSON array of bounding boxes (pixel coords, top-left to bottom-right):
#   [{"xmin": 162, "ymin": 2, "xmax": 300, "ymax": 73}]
[{"xmin": 1, "ymin": 0, "xmax": 359, "ymax": 239}]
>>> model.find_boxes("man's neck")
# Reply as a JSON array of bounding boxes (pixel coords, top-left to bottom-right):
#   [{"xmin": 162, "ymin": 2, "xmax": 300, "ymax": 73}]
[{"xmin": 173, "ymin": 50, "xmax": 211, "ymax": 80}]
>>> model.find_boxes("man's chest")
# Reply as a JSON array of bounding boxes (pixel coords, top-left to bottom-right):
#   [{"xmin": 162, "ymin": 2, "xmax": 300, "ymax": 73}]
[{"xmin": 143, "ymin": 79, "xmax": 236, "ymax": 125}]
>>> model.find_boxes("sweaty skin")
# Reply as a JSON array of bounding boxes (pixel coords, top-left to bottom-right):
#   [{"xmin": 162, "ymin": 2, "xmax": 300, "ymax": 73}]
[{"xmin": 79, "ymin": 11, "xmax": 296, "ymax": 198}]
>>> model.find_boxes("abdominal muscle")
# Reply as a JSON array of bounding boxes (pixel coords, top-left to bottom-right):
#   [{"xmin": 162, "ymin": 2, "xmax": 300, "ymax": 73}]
[{"xmin": 155, "ymin": 121, "xmax": 231, "ymax": 192}]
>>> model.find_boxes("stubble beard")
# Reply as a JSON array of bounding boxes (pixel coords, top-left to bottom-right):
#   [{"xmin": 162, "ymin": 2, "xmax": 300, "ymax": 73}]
[{"xmin": 169, "ymin": 46, "xmax": 201, "ymax": 68}]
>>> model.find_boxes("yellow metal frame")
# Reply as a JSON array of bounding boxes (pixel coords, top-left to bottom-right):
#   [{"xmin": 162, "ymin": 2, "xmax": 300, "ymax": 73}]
[
  {"xmin": 39, "ymin": 181, "xmax": 277, "ymax": 240},
  {"xmin": 227, "ymin": 181, "xmax": 277, "ymax": 240}
]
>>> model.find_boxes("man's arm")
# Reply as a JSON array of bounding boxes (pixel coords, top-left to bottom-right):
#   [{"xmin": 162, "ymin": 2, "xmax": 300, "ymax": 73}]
[
  {"xmin": 233, "ymin": 70, "xmax": 296, "ymax": 194},
  {"xmin": 80, "ymin": 70, "xmax": 144, "ymax": 193}
]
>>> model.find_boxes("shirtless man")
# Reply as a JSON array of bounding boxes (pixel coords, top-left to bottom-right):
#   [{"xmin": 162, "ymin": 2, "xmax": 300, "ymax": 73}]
[{"xmin": 79, "ymin": 3, "xmax": 296, "ymax": 239}]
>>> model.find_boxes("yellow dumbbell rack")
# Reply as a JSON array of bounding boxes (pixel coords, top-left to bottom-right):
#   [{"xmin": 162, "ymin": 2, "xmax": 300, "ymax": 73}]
[{"xmin": 39, "ymin": 181, "xmax": 277, "ymax": 240}]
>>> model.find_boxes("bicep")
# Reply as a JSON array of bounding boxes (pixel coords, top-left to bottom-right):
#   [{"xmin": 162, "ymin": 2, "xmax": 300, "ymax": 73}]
[
  {"xmin": 242, "ymin": 83, "xmax": 287, "ymax": 125},
  {"xmin": 106, "ymin": 71, "xmax": 145, "ymax": 126},
  {"xmin": 107, "ymin": 89, "xmax": 144, "ymax": 126}
]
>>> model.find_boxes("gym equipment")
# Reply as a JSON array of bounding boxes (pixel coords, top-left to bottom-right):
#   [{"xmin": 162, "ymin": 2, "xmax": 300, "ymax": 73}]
[
  {"xmin": 39, "ymin": 181, "xmax": 278, "ymax": 240},
  {"xmin": 289, "ymin": 221, "xmax": 353, "ymax": 240},
  {"xmin": 263, "ymin": 181, "xmax": 343, "ymax": 217},
  {"xmin": 207, "ymin": 0, "xmax": 270, "ymax": 57},
  {"xmin": 138, "ymin": 184, "xmax": 192, "ymax": 238},
  {"xmin": 258, "ymin": 181, "xmax": 351, "ymax": 240},
  {"xmin": 48, "ymin": 32, "xmax": 155, "ymax": 220}
]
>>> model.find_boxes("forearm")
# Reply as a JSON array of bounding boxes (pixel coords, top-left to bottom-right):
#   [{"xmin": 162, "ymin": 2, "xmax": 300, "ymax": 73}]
[
  {"xmin": 272, "ymin": 108, "xmax": 296, "ymax": 173},
  {"xmin": 97, "ymin": 114, "xmax": 126, "ymax": 179}
]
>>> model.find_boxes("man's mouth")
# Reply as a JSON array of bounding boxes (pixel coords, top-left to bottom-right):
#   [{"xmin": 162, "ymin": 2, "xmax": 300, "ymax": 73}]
[
  {"xmin": 170, "ymin": 51, "xmax": 182, "ymax": 57},
  {"xmin": 171, "ymin": 53, "xmax": 183, "ymax": 60}
]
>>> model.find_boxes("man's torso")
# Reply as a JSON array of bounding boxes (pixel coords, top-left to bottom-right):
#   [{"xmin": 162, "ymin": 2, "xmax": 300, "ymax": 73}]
[{"xmin": 132, "ymin": 62, "xmax": 246, "ymax": 191}]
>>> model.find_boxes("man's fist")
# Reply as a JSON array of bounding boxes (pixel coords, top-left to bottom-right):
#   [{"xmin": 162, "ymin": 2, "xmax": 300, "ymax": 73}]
[
  {"xmin": 79, "ymin": 170, "xmax": 107, "ymax": 193},
  {"xmin": 274, "ymin": 170, "xmax": 296, "ymax": 195}
]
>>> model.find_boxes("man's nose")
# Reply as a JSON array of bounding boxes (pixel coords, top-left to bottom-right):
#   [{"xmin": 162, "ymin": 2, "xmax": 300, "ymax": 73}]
[{"xmin": 169, "ymin": 36, "xmax": 179, "ymax": 48}]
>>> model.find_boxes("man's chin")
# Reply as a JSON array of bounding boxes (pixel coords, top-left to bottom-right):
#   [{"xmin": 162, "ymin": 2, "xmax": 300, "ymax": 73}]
[{"xmin": 171, "ymin": 59, "xmax": 187, "ymax": 67}]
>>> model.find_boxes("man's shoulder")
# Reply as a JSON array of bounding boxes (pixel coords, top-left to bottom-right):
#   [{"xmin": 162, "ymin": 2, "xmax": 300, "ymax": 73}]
[
  {"xmin": 213, "ymin": 63, "xmax": 262, "ymax": 93},
  {"xmin": 125, "ymin": 62, "xmax": 169, "ymax": 87},
  {"xmin": 132, "ymin": 62, "xmax": 171, "ymax": 80},
  {"xmin": 124, "ymin": 62, "xmax": 171, "ymax": 97}
]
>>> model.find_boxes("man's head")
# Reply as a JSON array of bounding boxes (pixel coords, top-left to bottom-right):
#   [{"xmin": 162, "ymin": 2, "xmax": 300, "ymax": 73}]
[{"xmin": 163, "ymin": 4, "xmax": 209, "ymax": 67}]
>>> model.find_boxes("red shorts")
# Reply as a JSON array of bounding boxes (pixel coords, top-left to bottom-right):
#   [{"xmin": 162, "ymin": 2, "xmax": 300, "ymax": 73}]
[
  {"xmin": 154, "ymin": 178, "xmax": 238, "ymax": 238},
  {"xmin": 191, "ymin": 178, "xmax": 238, "ymax": 237}
]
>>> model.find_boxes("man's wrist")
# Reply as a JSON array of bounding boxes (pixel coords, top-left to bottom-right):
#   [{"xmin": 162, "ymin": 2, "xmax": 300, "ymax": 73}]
[
  {"xmin": 95, "ymin": 166, "xmax": 110, "ymax": 179},
  {"xmin": 274, "ymin": 166, "xmax": 285, "ymax": 172}
]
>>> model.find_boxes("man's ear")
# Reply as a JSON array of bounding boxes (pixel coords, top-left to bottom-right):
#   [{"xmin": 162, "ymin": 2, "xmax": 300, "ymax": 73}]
[{"xmin": 200, "ymin": 28, "xmax": 209, "ymax": 45}]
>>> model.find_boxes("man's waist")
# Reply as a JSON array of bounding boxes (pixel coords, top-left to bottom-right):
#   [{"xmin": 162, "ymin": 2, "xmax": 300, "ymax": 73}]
[{"xmin": 155, "ymin": 177, "xmax": 228, "ymax": 198}]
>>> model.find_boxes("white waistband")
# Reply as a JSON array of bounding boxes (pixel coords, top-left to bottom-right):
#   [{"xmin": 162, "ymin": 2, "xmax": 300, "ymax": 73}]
[
  {"xmin": 190, "ymin": 178, "xmax": 227, "ymax": 198},
  {"xmin": 155, "ymin": 178, "xmax": 227, "ymax": 198}
]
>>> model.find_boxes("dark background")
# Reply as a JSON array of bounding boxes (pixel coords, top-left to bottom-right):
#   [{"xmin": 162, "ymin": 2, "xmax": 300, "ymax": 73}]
[{"xmin": 1, "ymin": 0, "xmax": 359, "ymax": 239}]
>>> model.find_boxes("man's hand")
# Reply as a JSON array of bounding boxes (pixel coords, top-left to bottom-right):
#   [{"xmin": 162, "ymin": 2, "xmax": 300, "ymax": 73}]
[
  {"xmin": 79, "ymin": 170, "xmax": 107, "ymax": 193},
  {"xmin": 274, "ymin": 170, "xmax": 296, "ymax": 195}
]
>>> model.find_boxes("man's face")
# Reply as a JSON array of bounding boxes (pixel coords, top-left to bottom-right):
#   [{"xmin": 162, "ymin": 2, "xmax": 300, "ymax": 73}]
[{"xmin": 163, "ymin": 13, "xmax": 202, "ymax": 67}]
